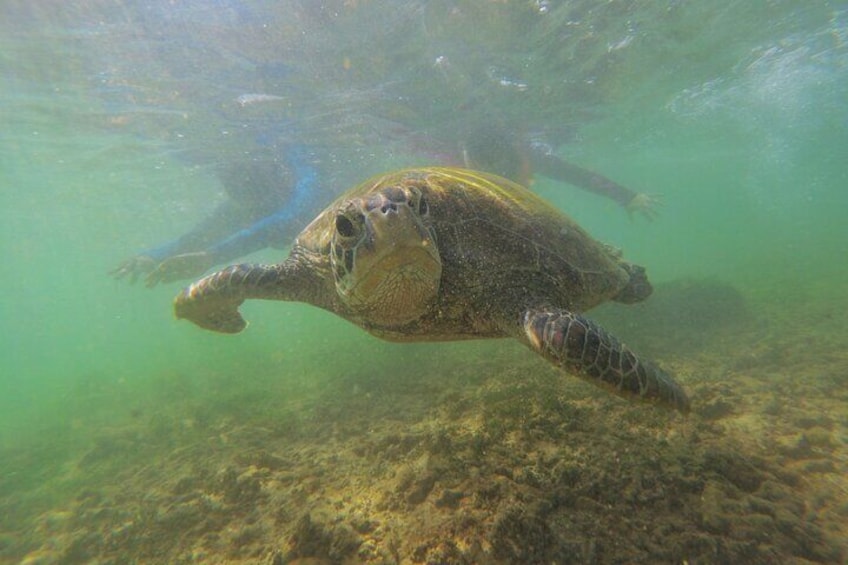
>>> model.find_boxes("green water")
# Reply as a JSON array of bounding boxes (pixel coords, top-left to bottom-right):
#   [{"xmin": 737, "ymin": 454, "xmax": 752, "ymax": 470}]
[{"xmin": 1, "ymin": 1, "xmax": 847, "ymax": 561}]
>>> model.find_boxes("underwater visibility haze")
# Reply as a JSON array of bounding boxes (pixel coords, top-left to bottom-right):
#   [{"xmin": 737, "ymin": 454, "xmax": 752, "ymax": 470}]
[{"xmin": 1, "ymin": 1, "xmax": 847, "ymax": 563}]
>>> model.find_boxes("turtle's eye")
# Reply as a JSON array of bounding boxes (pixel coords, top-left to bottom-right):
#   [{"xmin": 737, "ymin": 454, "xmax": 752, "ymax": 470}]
[
  {"xmin": 417, "ymin": 195, "xmax": 429, "ymax": 216},
  {"xmin": 335, "ymin": 214, "xmax": 357, "ymax": 238}
]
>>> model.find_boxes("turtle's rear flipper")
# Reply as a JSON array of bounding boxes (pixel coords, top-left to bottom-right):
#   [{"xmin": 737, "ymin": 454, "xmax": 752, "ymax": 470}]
[
  {"xmin": 174, "ymin": 266, "xmax": 251, "ymax": 333},
  {"xmin": 614, "ymin": 262, "xmax": 652, "ymax": 304},
  {"xmin": 520, "ymin": 309, "xmax": 690, "ymax": 413}
]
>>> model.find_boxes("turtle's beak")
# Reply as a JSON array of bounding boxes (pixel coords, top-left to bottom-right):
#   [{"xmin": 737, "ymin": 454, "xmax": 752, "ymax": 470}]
[{"xmin": 339, "ymin": 194, "xmax": 441, "ymax": 326}]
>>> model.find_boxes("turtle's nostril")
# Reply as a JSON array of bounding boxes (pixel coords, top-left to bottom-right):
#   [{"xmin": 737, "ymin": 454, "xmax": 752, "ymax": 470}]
[{"xmin": 381, "ymin": 202, "xmax": 398, "ymax": 214}]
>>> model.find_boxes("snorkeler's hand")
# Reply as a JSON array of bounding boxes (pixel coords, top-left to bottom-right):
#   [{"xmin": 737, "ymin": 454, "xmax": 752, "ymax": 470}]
[
  {"xmin": 110, "ymin": 255, "xmax": 157, "ymax": 284},
  {"xmin": 625, "ymin": 192, "xmax": 662, "ymax": 222},
  {"xmin": 145, "ymin": 252, "xmax": 214, "ymax": 287}
]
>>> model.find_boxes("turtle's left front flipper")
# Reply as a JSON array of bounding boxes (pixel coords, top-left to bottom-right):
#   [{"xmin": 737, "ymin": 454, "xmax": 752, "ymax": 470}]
[{"xmin": 520, "ymin": 309, "xmax": 690, "ymax": 413}]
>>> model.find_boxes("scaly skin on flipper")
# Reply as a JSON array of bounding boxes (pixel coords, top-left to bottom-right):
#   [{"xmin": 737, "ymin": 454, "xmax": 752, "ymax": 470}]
[
  {"xmin": 174, "ymin": 257, "xmax": 328, "ymax": 333},
  {"xmin": 175, "ymin": 264, "xmax": 256, "ymax": 333},
  {"xmin": 521, "ymin": 310, "xmax": 690, "ymax": 412},
  {"xmin": 175, "ymin": 167, "xmax": 690, "ymax": 413}
]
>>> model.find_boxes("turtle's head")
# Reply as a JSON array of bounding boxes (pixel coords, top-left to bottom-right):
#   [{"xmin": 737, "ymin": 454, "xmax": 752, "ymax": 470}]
[{"xmin": 330, "ymin": 184, "xmax": 441, "ymax": 326}]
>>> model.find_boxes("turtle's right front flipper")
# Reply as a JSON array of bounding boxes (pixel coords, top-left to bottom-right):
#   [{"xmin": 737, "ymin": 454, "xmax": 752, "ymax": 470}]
[
  {"xmin": 174, "ymin": 250, "xmax": 328, "ymax": 334},
  {"xmin": 174, "ymin": 264, "xmax": 268, "ymax": 333},
  {"xmin": 520, "ymin": 309, "xmax": 690, "ymax": 413},
  {"xmin": 176, "ymin": 260, "xmax": 307, "ymax": 333}
]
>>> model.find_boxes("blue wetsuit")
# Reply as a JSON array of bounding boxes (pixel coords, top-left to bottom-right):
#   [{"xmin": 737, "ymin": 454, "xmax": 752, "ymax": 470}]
[
  {"xmin": 142, "ymin": 145, "xmax": 318, "ymax": 267},
  {"xmin": 195, "ymin": 145, "xmax": 317, "ymax": 262}
]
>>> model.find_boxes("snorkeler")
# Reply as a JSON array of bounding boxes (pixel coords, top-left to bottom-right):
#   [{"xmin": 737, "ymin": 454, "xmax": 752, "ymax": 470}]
[
  {"xmin": 455, "ymin": 122, "xmax": 660, "ymax": 220},
  {"xmin": 113, "ymin": 123, "xmax": 655, "ymax": 288},
  {"xmin": 111, "ymin": 145, "xmax": 320, "ymax": 287}
]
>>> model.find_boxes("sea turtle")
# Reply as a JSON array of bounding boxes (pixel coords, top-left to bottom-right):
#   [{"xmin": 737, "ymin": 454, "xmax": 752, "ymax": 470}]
[{"xmin": 174, "ymin": 168, "xmax": 690, "ymax": 412}]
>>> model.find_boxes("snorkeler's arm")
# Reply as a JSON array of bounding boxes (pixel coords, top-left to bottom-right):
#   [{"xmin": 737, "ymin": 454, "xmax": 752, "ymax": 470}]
[
  {"xmin": 528, "ymin": 149, "xmax": 635, "ymax": 206},
  {"xmin": 111, "ymin": 201, "xmax": 240, "ymax": 283},
  {"xmin": 141, "ymin": 231, "xmax": 211, "ymax": 263},
  {"xmin": 143, "ymin": 147, "xmax": 319, "ymax": 286},
  {"xmin": 202, "ymin": 206, "xmax": 301, "ymax": 263},
  {"xmin": 111, "ymin": 227, "xmax": 217, "ymax": 283},
  {"xmin": 139, "ymin": 210, "xmax": 299, "ymax": 287},
  {"xmin": 527, "ymin": 148, "xmax": 660, "ymax": 220},
  {"xmin": 204, "ymin": 146, "xmax": 317, "ymax": 262}
]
